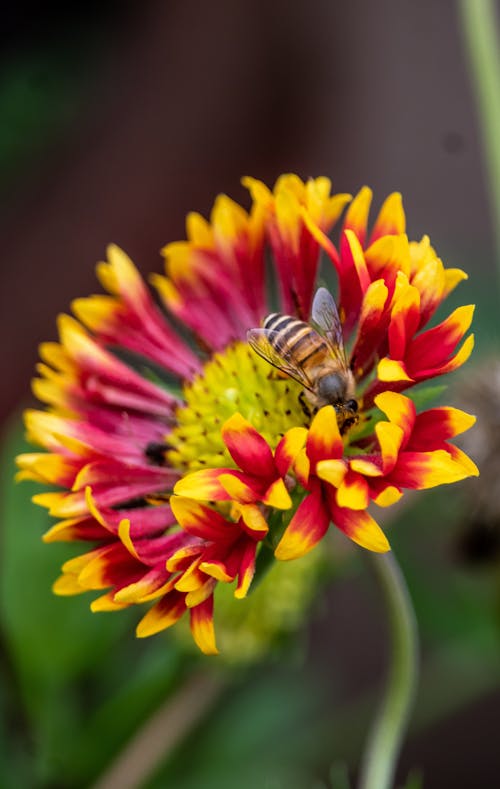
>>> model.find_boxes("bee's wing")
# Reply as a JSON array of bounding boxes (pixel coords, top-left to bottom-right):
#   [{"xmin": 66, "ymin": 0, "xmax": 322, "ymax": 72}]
[
  {"xmin": 247, "ymin": 328, "xmax": 315, "ymax": 390},
  {"xmin": 311, "ymin": 287, "xmax": 349, "ymax": 371}
]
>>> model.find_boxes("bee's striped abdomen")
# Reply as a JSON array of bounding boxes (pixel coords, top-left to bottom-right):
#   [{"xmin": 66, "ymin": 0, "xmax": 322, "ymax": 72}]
[{"xmin": 264, "ymin": 313, "xmax": 328, "ymax": 368}]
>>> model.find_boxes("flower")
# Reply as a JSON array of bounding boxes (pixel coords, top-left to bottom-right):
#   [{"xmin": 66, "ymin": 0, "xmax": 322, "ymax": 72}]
[
  {"xmin": 17, "ymin": 175, "xmax": 478, "ymax": 654},
  {"xmin": 175, "ymin": 393, "xmax": 476, "ymax": 562}
]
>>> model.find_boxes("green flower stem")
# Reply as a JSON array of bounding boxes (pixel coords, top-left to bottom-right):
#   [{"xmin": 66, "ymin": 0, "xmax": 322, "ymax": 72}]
[
  {"xmin": 459, "ymin": 0, "xmax": 500, "ymax": 286},
  {"xmin": 358, "ymin": 551, "xmax": 419, "ymax": 789}
]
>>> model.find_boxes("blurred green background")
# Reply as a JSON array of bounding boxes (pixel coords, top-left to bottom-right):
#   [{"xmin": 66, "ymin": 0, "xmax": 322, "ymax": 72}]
[{"xmin": 1, "ymin": 2, "xmax": 499, "ymax": 787}]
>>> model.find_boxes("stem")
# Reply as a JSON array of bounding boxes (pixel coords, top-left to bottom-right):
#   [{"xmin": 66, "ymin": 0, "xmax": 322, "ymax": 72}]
[
  {"xmin": 459, "ymin": 0, "xmax": 500, "ymax": 287},
  {"xmin": 358, "ymin": 552, "xmax": 419, "ymax": 789},
  {"xmin": 92, "ymin": 670, "xmax": 224, "ymax": 789}
]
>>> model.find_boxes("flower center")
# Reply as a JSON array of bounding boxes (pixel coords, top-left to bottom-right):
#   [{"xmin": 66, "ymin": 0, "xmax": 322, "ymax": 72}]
[{"xmin": 166, "ymin": 342, "xmax": 308, "ymax": 472}]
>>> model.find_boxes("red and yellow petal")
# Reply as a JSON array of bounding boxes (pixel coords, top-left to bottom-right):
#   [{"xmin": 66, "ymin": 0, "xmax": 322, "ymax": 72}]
[
  {"xmin": 234, "ymin": 540, "xmax": 258, "ymax": 599},
  {"xmin": 409, "ymin": 407, "xmax": 476, "ymax": 450},
  {"xmin": 375, "ymin": 391, "xmax": 416, "ymax": 447},
  {"xmin": 304, "ymin": 176, "xmax": 351, "ymax": 228},
  {"xmin": 73, "ymin": 250, "xmax": 200, "ymax": 379},
  {"xmin": 114, "ymin": 572, "xmax": 176, "ymax": 604},
  {"xmin": 336, "ymin": 470, "xmax": 370, "ymax": 510},
  {"xmin": 337, "ymin": 229, "xmax": 372, "ymax": 331},
  {"xmin": 275, "ymin": 486, "xmax": 330, "ymax": 561},
  {"xmin": 406, "ymin": 305, "xmax": 475, "ymax": 375},
  {"xmin": 301, "ymin": 207, "xmax": 341, "ymax": 267},
  {"xmin": 53, "ymin": 570, "xmax": 87, "ymax": 596},
  {"xmin": 316, "ymin": 458, "xmax": 347, "ymax": 487},
  {"xmin": 375, "ymin": 420, "xmax": 405, "ymax": 474},
  {"xmin": 218, "ymin": 472, "xmax": 261, "ymax": 504},
  {"xmin": 377, "ymin": 358, "xmax": 413, "ymax": 383},
  {"xmin": 56, "ymin": 314, "xmax": 176, "ymax": 416},
  {"xmin": 71, "ymin": 294, "xmax": 117, "ymax": 335},
  {"xmin": 410, "ymin": 256, "xmax": 446, "ymax": 327},
  {"xmin": 173, "ymin": 468, "xmax": 232, "ymax": 501},
  {"xmin": 369, "ymin": 480, "xmax": 403, "ymax": 507},
  {"xmin": 350, "ymin": 278, "xmax": 389, "ymax": 376},
  {"xmin": 306, "ymin": 406, "xmax": 343, "ymax": 469},
  {"xmin": 42, "ymin": 515, "xmax": 107, "ymax": 543},
  {"xmin": 343, "ymin": 186, "xmax": 372, "ymax": 248},
  {"xmin": 24, "ymin": 410, "xmax": 88, "ymax": 455},
  {"xmin": 231, "ymin": 503, "xmax": 268, "ymax": 537},
  {"xmin": 389, "ymin": 448, "xmax": 478, "ymax": 490},
  {"xmin": 167, "ymin": 543, "xmax": 204, "ymax": 573},
  {"xmin": 369, "ymin": 192, "xmax": 406, "ymax": 244},
  {"xmin": 55, "ymin": 543, "xmax": 143, "ymax": 596},
  {"xmin": 15, "ymin": 452, "xmax": 81, "ymax": 487},
  {"xmin": 349, "ymin": 456, "xmax": 383, "ymax": 477},
  {"xmin": 262, "ymin": 477, "xmax": 292, "ymax": 509},
  {"xmin": 274, "ymin": 426, "xmax": 308, "ymax": 477},
  {"xmin": 358, "ymin": 278, "xmax": 389, "ymax": 324},
  {"xmin": 170, "ymin": 496, "xmax": 232, "ymax": 541},
  {"xmin": 77, "ymin": 544, "xmax": 142, "ymax": 591},
  {"xmin": 329, "ymin": 497, "xmax": 391, "ymax": 553},
  {"xmin": 185, "ymin": 577, "xmax": 217, "ymax": 608},
  {"xmin": 443, "ymin": 267, "xmax": 468, "ymax": 299},
  {"xmin": 343, "ymin": 230, "xmax": 371, "ymax": 292},
  {"xmin": 174, "ymin": 559, "xmax": 206, "ymax": 593},
  {"xmin": 136, "ymin": 591, "xmax": 187, "ymax": 638},
  {"xmin": 199, "ymin": 560, "xmax": 233, "ymax": 583},
  {"xmin": 189, "ymin": 596, "xmax": 218, "ymax": 655},
  {"xmin": 414, "ymin": 333, "xmax": 475, "ymax": 379},
  {"xmin": 365, "ymin": 235, "xmax": 411, "ymax": 291},
  {"xmin": 90, "ymin": 591, "xmax": 131, "ymax": 611},
  {"xmin": 222, "ymin": 413, "xmax": 276, "ymax": 479},
  {"xmin": 96, "ymin": 244, "xmax": 147, "ymax": 302},
  {"xmin": 445, "ymin": 444, "xmax": 479, "ymax": 477},
  {"xmin": 388, "ymin": 274, "xmax": 421, "ymax": 360},
  {"xmin": 293, "ymin": 447, "xmax": 311, "ymax": 487}
]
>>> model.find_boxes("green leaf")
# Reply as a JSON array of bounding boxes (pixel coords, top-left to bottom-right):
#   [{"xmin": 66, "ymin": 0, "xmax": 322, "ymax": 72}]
[
  {"xmin": 404, "ymin": 383, "xmax": 447, "ymax": 411},
  {"xmin": 146, "ymin": 669, "xmax": 322, "ymax": 789},
  {"xmin": 399, "ymin": 768, "xmax": 423, "ymax": 789},
  {"xmin": 0, "ymin": 416, "xmax": 202, "ymax": 786},
  {"xmin": 329, "ymin": 762, "xmax": 351, "ymax": 789},
  {"xmin": 0, "ymin": 418, "xmax": 133, "ymax": 689}
]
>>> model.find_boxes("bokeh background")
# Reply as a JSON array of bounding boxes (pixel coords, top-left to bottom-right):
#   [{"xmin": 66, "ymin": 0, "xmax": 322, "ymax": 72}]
[{"xmin": 1, "ymin": 2, "xmax": 499, "ymax": 787}]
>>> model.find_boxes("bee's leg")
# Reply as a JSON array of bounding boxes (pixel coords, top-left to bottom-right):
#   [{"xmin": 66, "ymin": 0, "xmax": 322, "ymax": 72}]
[
  {"xmin": 298, "ymin": 390, "xmax": 312, "ymax": 419},
  {"xmin": 339, "ymin": 419, "xmax": 350, "ymax": 436},
  {"xmin": 340, "ymin": 414, "xmax": 359, "ymax": 436}
]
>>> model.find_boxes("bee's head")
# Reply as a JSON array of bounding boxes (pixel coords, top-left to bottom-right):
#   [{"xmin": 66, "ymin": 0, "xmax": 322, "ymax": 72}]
[
  {"xmin": 318, "ymin": 373, "xmax": 348, "ymax": 404},
  {"xmin": 345, "ymin": 398, "xmax": 358, "ymax": 413}
]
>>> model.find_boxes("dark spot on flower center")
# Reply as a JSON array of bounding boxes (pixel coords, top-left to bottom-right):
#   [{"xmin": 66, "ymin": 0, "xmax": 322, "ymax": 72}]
[{"xmin": 145, "ymin": 442, "xmax": 170, "ymax": 466}]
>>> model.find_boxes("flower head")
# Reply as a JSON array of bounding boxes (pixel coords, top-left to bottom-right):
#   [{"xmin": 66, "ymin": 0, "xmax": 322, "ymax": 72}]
[{"xmin": 18, "ymin": 175, "xmax": 478, "ymax": 654}]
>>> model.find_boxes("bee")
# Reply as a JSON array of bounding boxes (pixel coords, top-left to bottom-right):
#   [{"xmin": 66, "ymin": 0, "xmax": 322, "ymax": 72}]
[{"xmin": 247, "ymin": 287, "xmax": 358, "ymax": 433}]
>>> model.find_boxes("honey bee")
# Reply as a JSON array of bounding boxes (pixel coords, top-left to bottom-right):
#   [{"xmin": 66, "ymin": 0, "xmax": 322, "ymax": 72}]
[{"xmin": 247, "ymin": 287, "xmax": 358, "ymax": 433}]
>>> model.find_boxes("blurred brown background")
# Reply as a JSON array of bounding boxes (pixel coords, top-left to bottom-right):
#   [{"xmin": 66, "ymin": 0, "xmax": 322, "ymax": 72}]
[
  {"xmin": 1, "ymin": 2, "xmax": 498, "ymax": 787},
  {"xmin": 1, "ymin": 0, "xmax": 495, "ymax": 425}
]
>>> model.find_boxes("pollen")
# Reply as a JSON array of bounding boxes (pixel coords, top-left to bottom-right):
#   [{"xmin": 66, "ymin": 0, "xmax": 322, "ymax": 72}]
[{"xmin": 166, "ymin": 342, "xmax": 307, "ymax": 472}]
